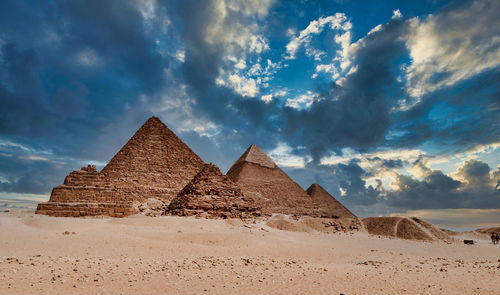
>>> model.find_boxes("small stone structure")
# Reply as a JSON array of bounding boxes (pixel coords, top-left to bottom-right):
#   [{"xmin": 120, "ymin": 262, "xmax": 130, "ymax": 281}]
[
  {"xmin": 166, "ymin": 163, "xmax": 261, "ymax": 218},
  {"xmin": 36, "ymin": 117, "xmax": 205, "ymax": 217},
  {"xmin": 305, "ymin": 183, "xmax": 358, "ymax": 219}
]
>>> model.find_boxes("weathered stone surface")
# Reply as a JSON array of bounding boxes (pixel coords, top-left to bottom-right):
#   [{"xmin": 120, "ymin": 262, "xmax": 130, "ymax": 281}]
[
  {"xmin": 166, "ymin": 164, "xmax": 261, "ymax": 218},
  {"xmin": 36, "ymin": 117, "xmax": 205, "ymax": 217},
  {"xmin": 226, "ymin": 144, "xmax": 318, "ymax": 216},
  {"xmin": 101, "ymin": 116, "xmax": 205, "ymax": 201},
  {"xmin": 305, "ymin": 183, "xmax": 358, "ymax": 219}
]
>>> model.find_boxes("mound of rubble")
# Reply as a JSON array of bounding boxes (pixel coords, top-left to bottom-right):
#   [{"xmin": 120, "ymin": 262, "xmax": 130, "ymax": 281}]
[
  {"xmin": 166, "ymin": 164, "xmax": 261, "ymax": 218},
  {"xmin": 362, "ymin": 217, "xmax": 454, "ymax": 242}
]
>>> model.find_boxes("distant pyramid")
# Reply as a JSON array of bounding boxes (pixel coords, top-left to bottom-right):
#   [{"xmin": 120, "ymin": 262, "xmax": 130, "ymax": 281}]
[
  {"xmin": 306, "ymin": 183, "xmax": 358, "ymax": 219},
  {"xmin": 36, "ymin": 116, "xmax": 205, "ymax": 217},
  {"xmin": 226, "ymin": 144, "xmax": 317, "ymax": 216},
  {"xmin": 166, "ymin": 163, "xmax": 261, "ymax": 218}
]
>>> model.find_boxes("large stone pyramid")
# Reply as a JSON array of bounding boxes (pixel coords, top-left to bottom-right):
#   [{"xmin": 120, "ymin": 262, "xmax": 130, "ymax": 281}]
[
  {"xmin": 36, "ymin": 116, "xmax": 205, "ymax": 217},
  {"xmin": 166, "ymin": 163, "xmax": 261, "ymax": 218},
  {"xmin": 305, "ymin": 183, "xmax": 358, "ymax": 219},
  {"xmin": 101, "ymin": 116, "xmax": 204, "ymax": 199},
  {"xmin": 226, "ymin": 144, "xmax": 317, "ymax": 216}
]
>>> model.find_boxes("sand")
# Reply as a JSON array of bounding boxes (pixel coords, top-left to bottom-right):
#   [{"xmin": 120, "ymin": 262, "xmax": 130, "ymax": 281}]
[{"xmin": 1, "ymin": 211, "xmax": 499, "ymax": 294}]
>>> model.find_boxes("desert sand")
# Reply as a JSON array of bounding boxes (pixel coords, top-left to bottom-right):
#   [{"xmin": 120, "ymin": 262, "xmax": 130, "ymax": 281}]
[{"xmin": 1, "ymin": 211, "xmax": 499, "ymax": 295}]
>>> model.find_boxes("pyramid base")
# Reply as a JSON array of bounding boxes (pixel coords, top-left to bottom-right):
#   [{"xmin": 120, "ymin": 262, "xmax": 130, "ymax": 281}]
[
  {"xmin": 167, "ymin": 207, "xmax": 262, "ymax": 219},
  {"xmin": 35, "ymin": 201, "xmax": 136, "ymax": 217}
]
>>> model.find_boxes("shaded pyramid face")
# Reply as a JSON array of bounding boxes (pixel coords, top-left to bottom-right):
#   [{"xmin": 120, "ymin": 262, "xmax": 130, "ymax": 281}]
[
  {"xmin": 306, "ymin": 183, "xmax": 358, "ymax": 219},
  {"xmin": 226, "ymin": 144, "xmax": 317, "ymax": 216},
  {"xmin": 101, "ymin": 116, "xmax": 205, "ymax": 200},
  {"xmin": 167, "ymin": 163, "xmax": 261, "ymax": 218}
]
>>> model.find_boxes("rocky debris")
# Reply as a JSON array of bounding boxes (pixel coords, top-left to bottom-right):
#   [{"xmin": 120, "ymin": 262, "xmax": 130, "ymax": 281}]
[
  {"xmin": 475, "ymin": 226, "xmax": 500, "ymax": 235},
  {"xmin": 36, "ymin": 117, "xmax": 205, "ymax": 217},
  {"xmin": 411, "ymin": 217, "xmax": 455, "ymax": 243},
  {"xmin": 306, "ymin": 183, "xmax": 359, "ymax": 222},
  {"xmin": 266, "ymin": 214, "xmax": 360, "ymax": 233},
  {"xmin": 166, "ymin": 164, "xmax": 261, "ymax": 219},
  {"xmin": 226, "ymin": 144, "xmax": 319, "ymax": 217},
  {"xmin": 464, "ymin": 240, "xmax": 474, "ymax": 245},
  {"xmin": 134, "ymin": 198, "xmax": 168, "ymax": 217}
]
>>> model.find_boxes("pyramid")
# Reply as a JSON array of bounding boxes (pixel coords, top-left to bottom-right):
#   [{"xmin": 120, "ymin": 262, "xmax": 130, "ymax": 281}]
[
  {"xmin": 101, "ymin": 116, "xmax": 205, "ymax": 200},
  {"xmin": 36, "ymin": 116, "xmax": 205, "ymax": 217},
  {"xmin": 305, "ymin": 183, "xmax": 358, "ymax": 219},
  {"xmin": 226, "ymin": 144, "xmax": 318, "ymax": 216},
  {"xmin": 166, "ymin": 163, "xmax": 261, "ymax": 218}
]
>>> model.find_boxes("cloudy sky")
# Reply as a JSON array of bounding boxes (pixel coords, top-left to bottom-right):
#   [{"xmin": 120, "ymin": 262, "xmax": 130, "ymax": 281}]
[{"xmin": 1, "ymin": 0, "xmax": 499, "ymax": 230}]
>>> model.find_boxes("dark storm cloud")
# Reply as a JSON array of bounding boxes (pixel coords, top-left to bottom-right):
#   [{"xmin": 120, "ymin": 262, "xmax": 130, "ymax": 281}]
[
  {"xmin": 0, "ymin": 0, "xmax": 169, "ymax": 195},
  {"xmin": 282, "ymin": 19, "xmax": 410, "ymax": 161},
  {"xmin": 0, "ymin": 0, "xmax": 164, "ymax": 154},
  {"xmin": 366, "ymin": 157, "xmax": 405, "ymax": 169},
  {"xmin": 281, "ymin": 0, "xmax": 500, "ymax": 163},
  {"xmin": 0, "ymin": 153, "xmax": 69, "ymax": 194},
  {"xmin": 386, "ymin": 70, "xmax": 500, "ymax": 153},
  {"xmin": 324, "ymin": 156, "xmax": 500, "ymax": 214}
]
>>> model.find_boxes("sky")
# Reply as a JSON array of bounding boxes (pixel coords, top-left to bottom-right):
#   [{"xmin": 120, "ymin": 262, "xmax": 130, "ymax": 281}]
[{"xmin": 0, "ymin": 0, "xmax": 499, "ymax": 230}]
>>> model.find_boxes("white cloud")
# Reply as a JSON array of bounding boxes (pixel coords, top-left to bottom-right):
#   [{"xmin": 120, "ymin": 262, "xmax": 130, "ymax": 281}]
[
  {"xmin": 287, "ymin": 13, "xmax": 361, "ymax": 82},
  {"xmin": 146, "ymin": 79, "xmax": 220, "ymax": 137},
  {"xmin": 285, "ymin": 91, "xmax": 319, "ymax": 109},
  {"xmin": 206, "ymin": 0, "xmax": 275, "ymax": 98},
  {"xmin": 137, "ymin": 0, "xmax": 157, "ymax": 20},
  {"xmin": 77, "ymin": 49, "xmax": 100, "ymax": 67},
  {"xmin": 261, "ymin": 94, "xmax": 272, "ymax": 103},
  {"xmin": 22, "ymin": 155, "xmax": 49, "ymax": 161},
  {"xmin": 392, "ymin": 9, "xmax": 402, "ymax": 19},
  {"xmin": 234, "ymin": 59, "xmax": 247, "ymax": 69},
  {"xmin": 205, "ymin": 0, "xmax": 272, "ymax": 55},
  {"xmin": 227, "ymin": 74, "xmax": 259, "ymax": 97},
  {"xmin": 285, "ymin": 13, "xmax": 350, "ymax": 60},
  {"xmin": 404, "ymin": 0, "xmax": 500, "ymax": 98},
  {"xmin": 268, "ymin": 142, "xmax": 309, "ymax": 168},
  {"xmin": 260, "ymin": 89, "xmax": 286, "ymax": 103},
  {"xmin": 248, "ymin": 63, "xmax": 263, "ymax": 76},
  {"xmin": 174, "ymin": 50, "xmax": 185, "ymax": 63}
]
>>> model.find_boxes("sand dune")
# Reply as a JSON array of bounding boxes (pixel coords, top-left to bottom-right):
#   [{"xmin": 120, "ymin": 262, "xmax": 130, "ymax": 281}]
[{"xmin": 1, "ymin": 211, "xmax": 499, "ymax": 294}]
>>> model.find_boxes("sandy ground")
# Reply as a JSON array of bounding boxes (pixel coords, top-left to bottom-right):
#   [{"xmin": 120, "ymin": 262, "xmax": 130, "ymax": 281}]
[{"xmin": 0, "ymin": 211, "xmax": 499, "ymax": 295}]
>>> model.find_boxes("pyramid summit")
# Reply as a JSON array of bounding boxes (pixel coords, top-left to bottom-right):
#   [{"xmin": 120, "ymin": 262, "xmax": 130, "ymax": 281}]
[
  {"xmin": 231, "ymin": 144, "xmax": 277, "ymax": 169},
  {"xmin": 306, "ymin": 183, "xmax": 358, "ymax": 220},
  {"xmin": 166, "ymin": 163, "xmax": 261, "ymax": 218},
  {"xmin": 36, "ymin": 116, "xmax": 205, "ymax": 217},
  {"xmin": 227, "ymin": 144, "xmax": 319, "ymax": 216}
]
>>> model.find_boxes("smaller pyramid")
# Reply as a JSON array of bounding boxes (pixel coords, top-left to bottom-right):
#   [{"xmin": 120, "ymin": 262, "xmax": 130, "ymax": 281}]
[
  {"xmin": 306, "ymin": 183, "xmax": 358, "ymax": 219},
  {"xmin": 227, "ymin": 144, "xmax": 317, "ymax": 216},
  {"xmin": 166, "ymin": 164, "xmax": 261, "ymax": 218}
]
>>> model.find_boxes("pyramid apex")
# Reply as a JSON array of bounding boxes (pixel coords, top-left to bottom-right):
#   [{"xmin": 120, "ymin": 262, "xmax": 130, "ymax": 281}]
[
  {"xmin": 306, "ymin": 183, "xmax": 322, "ymax": 195},
  {"xmin": 144, "ymin": 116, "xmax": 163, "ymax": 124},
  {"xmin": 237, "ymin": 144, "xmax": 277, "ymax": 169}
]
